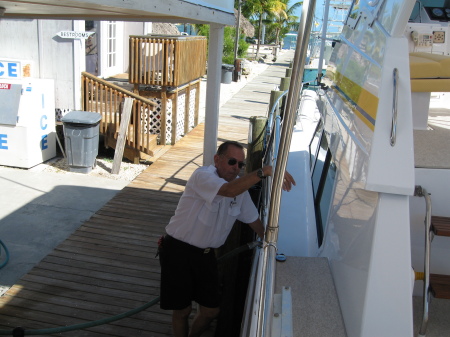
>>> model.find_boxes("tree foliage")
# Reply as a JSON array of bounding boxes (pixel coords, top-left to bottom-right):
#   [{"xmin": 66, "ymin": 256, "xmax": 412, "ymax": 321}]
[
  {"xmin": 242, "ymin": 0, "xmax": 302, "ymax": 54},
  {"xmin": 194, "ymin": 25, "xmax": 249, "ymax": 64},
  {"xmin": 265, "ymin": 0, "xmax": 302, "ymax": 45}
]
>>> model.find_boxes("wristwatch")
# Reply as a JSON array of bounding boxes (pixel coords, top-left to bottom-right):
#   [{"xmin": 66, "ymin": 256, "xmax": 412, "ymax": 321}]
[{"xmin": 257, "ymin": 168, "xmax": 266, "ymax": 179}]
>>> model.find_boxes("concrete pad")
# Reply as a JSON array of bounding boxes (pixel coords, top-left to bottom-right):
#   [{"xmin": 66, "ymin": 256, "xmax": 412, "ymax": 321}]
[{"xmin": 0, "ymin": 166, "xmax": 128, "ymax": 288}]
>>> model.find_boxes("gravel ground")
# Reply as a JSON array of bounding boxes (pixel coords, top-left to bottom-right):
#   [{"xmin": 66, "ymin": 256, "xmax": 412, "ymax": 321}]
[{"xmin": 41, "ymin": 155, "xmax": 150, "ymax": 181}]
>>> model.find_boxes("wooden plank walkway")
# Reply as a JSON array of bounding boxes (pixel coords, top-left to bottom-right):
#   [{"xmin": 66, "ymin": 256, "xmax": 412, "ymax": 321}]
[{"xmin": 0, "ymin": 51, "xmax": 293, "ymax": 337}]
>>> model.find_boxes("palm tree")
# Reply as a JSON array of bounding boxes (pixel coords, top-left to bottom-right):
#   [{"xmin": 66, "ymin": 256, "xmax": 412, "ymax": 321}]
[
  {"xmin": 269, "ymin": 0, "xmax": 302, "ymax": 49},
  {"xmin": 242, "ymin": 0, "xmax": 287, "ymax": 58}
]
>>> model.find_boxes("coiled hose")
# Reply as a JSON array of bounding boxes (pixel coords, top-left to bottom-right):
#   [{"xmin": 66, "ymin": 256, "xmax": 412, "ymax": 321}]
[{"xmin": 0, "ymin": 240, "xmax": 9, "ymax": 270}]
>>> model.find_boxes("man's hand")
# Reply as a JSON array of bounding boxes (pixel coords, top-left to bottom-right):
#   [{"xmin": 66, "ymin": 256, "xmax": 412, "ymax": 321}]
[
  {"xmin": 282, "ymin": 170, "xmax": 295, "ymax": 192},
  {"xmin": 262, "ymin": 166, "xmax": 296, "ymax": 192}
]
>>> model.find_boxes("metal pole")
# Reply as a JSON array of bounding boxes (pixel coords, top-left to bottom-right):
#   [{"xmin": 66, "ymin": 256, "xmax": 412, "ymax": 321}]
[
  {"xmin": 256, "ymin": 0, "xmax": 317, "ymax": 334},
  {"xmin": 234, "ymin": 0, "xmax": 242, "ymax": 61},
  {"xmin": 317, "ymin": 0, "xmax": 331, "ymax": 80}
]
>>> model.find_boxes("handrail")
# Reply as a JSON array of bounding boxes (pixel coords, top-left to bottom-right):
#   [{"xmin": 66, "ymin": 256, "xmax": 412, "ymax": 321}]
[
  {"xmin": 414, "ymin": 185, "xmax": 432, "ymax": 337},
  {"xmin": 256, "ymin": 0, "xmax": 318, "ymax": 334},
  {"xmin": 267, "ymin": 90, "xmax": 289, "ymax": 134},
  {"xmin": 264, "ymin": 90, "xmax": 289, "ymax": 159},
  {"xmin": 82, "ymin": 72, "xmax": 157, "ymax": 107},
  {"xmin": 390, "ymin": 68, "xmax": 399, "ymax": 146}
]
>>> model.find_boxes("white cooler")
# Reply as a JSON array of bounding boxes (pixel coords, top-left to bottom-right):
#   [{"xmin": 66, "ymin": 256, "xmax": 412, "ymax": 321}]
[{"xmin": 0, "ymin": 78, "xmax": 56, "ymax": 168}]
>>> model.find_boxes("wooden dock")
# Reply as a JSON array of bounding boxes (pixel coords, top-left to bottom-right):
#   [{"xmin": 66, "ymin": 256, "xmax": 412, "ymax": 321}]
[{"xmin": 0, "ymin": 51, "xmax": 293, "ymax": 336}]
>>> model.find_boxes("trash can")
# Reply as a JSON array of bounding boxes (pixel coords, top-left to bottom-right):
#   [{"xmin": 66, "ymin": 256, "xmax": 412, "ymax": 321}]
[
  {"xmin": 61, "ymin": 110, "xmax": 102, "ymax": 174},
  {"xmin": 221, "ymin": 64, "xmax": 235, "ymax": 84}
]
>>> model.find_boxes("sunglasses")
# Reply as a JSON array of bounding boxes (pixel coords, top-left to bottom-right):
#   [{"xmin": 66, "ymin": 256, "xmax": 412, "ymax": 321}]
[{"xmin": 227, "ymin": 158, "xmax": 246, "ymax": 169}]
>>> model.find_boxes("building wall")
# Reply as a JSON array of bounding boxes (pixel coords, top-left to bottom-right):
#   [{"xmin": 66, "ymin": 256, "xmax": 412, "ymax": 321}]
[
  {"xmin": 123, "ymin": 22, "xmax": 147, "ymax": 73},
  {"xmin": 0, "ymin": 19, "xmax": 76, "ymax": 112}
]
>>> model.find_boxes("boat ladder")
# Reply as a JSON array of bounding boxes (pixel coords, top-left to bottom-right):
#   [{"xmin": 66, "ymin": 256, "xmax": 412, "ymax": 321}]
[{"xmin": 414, "ymin": 185, "xmax": 450, "ymax": 337}]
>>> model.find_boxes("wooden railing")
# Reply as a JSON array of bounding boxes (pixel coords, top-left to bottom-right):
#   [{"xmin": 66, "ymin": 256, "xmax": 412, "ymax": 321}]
[
  {"xmin": 81, "ymin": 72, "xmax": 161, "ymax": 162},
  {"xmin": 129, "ymin": 35, "xmax": 207, "ymax": 87},
  {"xmin": 81, "ymin": 72, "xmax": 202, "ymax": 162}
]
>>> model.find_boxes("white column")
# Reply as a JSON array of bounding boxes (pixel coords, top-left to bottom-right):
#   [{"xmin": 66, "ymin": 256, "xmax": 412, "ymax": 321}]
[
  {"xmin": 203, "ymin": 23, "xmax": 224, "ymax": 166},
  {"xmin": 73, "ymin": 20, "xmax": 86, "ymax": 110}
]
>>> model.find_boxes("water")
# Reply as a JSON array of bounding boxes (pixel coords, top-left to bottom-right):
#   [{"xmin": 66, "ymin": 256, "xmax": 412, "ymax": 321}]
[{"xmin": 303, "ymin": 68, "xmax": 326, "ymax": 85}]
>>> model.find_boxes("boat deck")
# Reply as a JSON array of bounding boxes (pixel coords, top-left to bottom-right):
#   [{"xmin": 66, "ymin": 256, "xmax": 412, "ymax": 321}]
[
  {"xmin": 0, "ymin": 52, "xmax": 293, "ymax": 336},
  {"xmin": 414, "ymin": 95, "xmax": 450, "ymax": 169}
]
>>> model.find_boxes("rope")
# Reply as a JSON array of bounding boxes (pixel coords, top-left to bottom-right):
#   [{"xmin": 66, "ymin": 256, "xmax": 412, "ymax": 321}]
[{"xmin": 0, "ymin": 241, "xmax": 260, "ymax": 336}]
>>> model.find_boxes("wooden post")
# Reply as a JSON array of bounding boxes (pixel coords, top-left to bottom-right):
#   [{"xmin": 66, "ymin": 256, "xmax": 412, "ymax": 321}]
[
  {"xmin": 246, "ymin": 116, "xmax": 267, "ymax": 173},
  {"xmin": 111, "ymin": 97, "xmax": 134, "ymax": 174},
  {"xmin": 280, "ymin": 77, "xmax": 291, "ymax": 92},
  {"xmin": 285, "ymin": 68, "xmax": 292, "ymax": 78},
  {"xmin": 270, "ymin": 90, "xmax": 284, "ymax": 118},
  {"xmin": 194, "ymin": 80, "xmax": 200, "ymax": 126},
  {"xmin": 184, "ymin": 85, "xmax": 191, "ymax": 135}
]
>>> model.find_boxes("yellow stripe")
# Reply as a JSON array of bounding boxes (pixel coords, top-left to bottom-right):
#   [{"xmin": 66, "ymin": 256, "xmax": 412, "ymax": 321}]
[{"xmin": 331, "ymin": 71, "xmax": 379, "ymax": 131}]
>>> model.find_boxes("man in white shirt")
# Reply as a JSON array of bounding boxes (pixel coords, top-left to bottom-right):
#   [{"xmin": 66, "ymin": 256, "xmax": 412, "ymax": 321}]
[{"xmin": 159, "ymin": 141, "xmax": 295, "ymax": 337}]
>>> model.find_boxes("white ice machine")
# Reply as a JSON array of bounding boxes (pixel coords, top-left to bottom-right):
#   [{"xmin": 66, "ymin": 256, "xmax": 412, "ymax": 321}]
[{"xmin": 0, "ymin": 78, "xmax": 56, "ymax": 168}]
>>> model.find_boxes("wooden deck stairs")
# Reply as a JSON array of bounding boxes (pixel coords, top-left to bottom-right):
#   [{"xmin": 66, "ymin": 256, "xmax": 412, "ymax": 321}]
[
  {"xmin": 430, "ymin": 216, "xmax": 450, "ymax": 299},
  {"xmin": 81, "ymin": 35, "xmax": 207, "ymax": 164}
]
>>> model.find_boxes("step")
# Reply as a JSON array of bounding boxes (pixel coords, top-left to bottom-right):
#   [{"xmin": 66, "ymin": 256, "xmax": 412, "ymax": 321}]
[
  {"xmin": 430, "ymin": 274, "xmax": 450, "ymax": 299},
  {"xmin": 275, "ymin": 256, "xmax": 347, "ymax": 337},
  {"xmin": 431, "ymin": 216, "xmax": 450, "ymax": 236},
  {"xmin": 272, "ymin": 287, "xmax": 293, "ymax": 337}
]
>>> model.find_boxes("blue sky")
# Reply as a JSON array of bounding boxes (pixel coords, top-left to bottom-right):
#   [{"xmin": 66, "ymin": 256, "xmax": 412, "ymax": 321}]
[{"xmin": 293, "ymin": 0, "xmax": 347, "ymax": 34}]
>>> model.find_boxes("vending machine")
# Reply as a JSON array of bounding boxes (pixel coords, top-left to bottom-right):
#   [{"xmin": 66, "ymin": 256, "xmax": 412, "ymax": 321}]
[{"xmin": 0, "ymin": 78, "xmax": 56, "ymax": 168}]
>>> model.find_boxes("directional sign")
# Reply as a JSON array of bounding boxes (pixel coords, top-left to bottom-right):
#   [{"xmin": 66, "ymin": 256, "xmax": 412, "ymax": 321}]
[{"xmin": 56, "ymin": 31, "xmax": 95, "ymax": 39}]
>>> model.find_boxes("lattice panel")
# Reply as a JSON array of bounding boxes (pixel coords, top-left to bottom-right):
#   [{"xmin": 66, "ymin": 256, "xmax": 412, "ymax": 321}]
[
  {"xmin": 144, "ymin": 98, "xmax": 163, "ymax": 141},
  {"xmin": 56, "ymin": 108, "xmax": 72, "ymax": 122},
  {"xmin": 176, "ymin": 91, "xmax": 186, "ymax": 142},
  {"xmin": 165, "ymin": 100, "xmax": 173, "ymax": 144},
  {"xmin": 189, "ymin": 88, "xmax": 197, "ymax": 129}
]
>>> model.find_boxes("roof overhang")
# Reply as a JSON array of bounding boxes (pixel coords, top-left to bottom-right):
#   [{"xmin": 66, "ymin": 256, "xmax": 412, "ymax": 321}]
[{"xmin": 0, "ymin": 0, "xmax": 235, "ymax": 25}]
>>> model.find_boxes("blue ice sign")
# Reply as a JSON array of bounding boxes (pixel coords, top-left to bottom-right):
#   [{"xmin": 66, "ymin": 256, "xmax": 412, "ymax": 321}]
[
  {"xmin": 0, "ymin": 61, "xmax": 21, "ymax": 79},
  {"xmin": 41, "ymin": 115, "xmax": 48, "ymax": 150},
  {"xmin": 0, "ymin": 134, "xmax": 8, "ymax": 149}
]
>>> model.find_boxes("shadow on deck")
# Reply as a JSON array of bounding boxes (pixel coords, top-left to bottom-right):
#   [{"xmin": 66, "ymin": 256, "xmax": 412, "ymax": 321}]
[{"xmin": 0, "ymin": 50, "xmax": 293, "ymax": 336}]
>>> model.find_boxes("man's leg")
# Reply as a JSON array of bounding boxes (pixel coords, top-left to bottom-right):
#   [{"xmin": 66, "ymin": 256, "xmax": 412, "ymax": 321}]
[
  {"xmin": 172, "ymin": 305, "xmax": 192, "ymax": 337},
  {"xmin": 188, "ymin": 305, "xmax": 220, "ymax": 337}
]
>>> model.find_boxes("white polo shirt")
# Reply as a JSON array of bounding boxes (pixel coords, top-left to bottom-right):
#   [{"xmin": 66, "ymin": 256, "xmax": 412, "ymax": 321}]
[{"xmin": 165, "ymin": 165, "xmax": 259, "ymax": 248}]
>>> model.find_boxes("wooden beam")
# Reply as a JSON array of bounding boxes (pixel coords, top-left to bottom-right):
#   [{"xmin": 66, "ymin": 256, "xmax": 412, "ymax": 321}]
[{"xmin": 112, "ymin": 97, "xmax": 134, "ymax": 174}]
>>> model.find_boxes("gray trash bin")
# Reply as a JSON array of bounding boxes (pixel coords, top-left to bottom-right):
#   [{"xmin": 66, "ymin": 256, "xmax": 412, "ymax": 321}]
[
  {"xmin": 61, "ymin": 111, "xmax": 102, "ymax": 173},
  {"xmin": 221, "ymin": 64, "xmax": 235, "ymax": 84}
]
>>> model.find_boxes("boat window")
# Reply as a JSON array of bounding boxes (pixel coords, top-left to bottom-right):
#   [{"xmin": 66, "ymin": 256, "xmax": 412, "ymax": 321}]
[
  {"xmin": 312, "ymin": 130, "xmax": 328, "ymax": 198},
  {"xmin": 310, "ymin": 132, "xmax": 336, "ymax": 247},
  {"xmin": 309, "ymin": 119, "xmax": 324, "ymax": 171}
]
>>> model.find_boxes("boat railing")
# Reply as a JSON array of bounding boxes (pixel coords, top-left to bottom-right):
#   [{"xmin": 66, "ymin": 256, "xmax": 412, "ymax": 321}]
[
  {"xmin": 414, "ymin": 185, "xmax": 432, "ymax": 337},
  {"xmin": 241, "ymin": 0, "xmax": 318, "ymax": 334}
]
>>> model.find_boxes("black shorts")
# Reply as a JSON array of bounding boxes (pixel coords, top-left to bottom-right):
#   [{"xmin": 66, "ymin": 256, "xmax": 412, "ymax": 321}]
[{"xmin": 159, "ymin": 235, "xmax": 220, "ymax": 310}]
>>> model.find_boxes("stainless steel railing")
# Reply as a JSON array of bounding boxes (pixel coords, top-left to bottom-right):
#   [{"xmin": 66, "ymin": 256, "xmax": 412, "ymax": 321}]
[
  {"xmin": 390, "ymin": 68, "xmax": 399, "ymax": 146},
  {"xmin": 414, "ymin": 185, "xmax": 432, "ymax": 337},
  {"xmin": 241, "ymin": 0, "xmax": 319, "ymax": 334}
]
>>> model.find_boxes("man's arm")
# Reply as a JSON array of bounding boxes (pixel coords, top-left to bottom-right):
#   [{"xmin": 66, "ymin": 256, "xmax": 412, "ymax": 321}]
[
  {"xmin": 217, "ymin": 166, "xmax": 295, "ymax": 198},
  {"xmin": 248, "ymin": 218, "xmax": 265, "ymax": 240}
]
